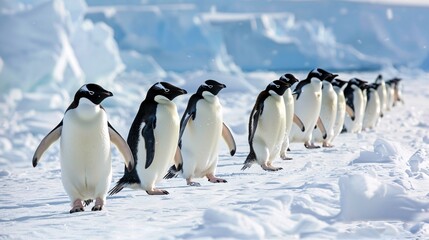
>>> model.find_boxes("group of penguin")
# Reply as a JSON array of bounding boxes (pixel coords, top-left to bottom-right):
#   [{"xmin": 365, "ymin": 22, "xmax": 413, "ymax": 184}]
[
  {"xmin": 32, "ymin": 68, "xmax": 403, "ymax": 213},
  {"xmin": 242, "ymin": 68, "xmax": 403, "ymax": 171}
]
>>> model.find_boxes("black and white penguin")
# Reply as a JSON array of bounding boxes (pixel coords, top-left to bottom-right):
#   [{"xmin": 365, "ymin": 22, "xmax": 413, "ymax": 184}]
[
  {"xmin": 164, "ymin": 80, "xmax": 236, "ymax": 186},
  {"xmin": 278, "ymin": 73, "xmax": 305, "ymax": 160},
  {"xmin": 363, "ymin": 83, "xmax": 381, "ymax": 130},
  {"xmin": 311, "ymin": 68, "xmax": 338, "ymax": 147},
  {"xmin": 32, "ymin": 83, "xmax": 134, "ymax": 213},
  {"xmin": 242, "ymin": 80, "xmax": 295, "ymax": 171},
  {"xmin": 374, "ymin": 74, "xmax": 388, "ymax": 118},
  {"xmin": 109, "ymin": 82, "xmax": 187, "ymax": 195},
  {"xmin": 343, "ymin": 78, "xmax": 367, "ymax": 133},
  {"xmin": 331, "ymin": 78, "xmax": 349, "ymax": 139},
  {"xmin": 386, "ymin": 77, "xmax": 404, "ymax": 107},
  {"xmin": 289, "ymin": 69, "xmax": 330, "ymax": 149}
]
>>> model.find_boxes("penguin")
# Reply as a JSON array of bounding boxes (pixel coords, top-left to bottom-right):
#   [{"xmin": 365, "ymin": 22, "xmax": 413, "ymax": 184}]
[
  {"xmin": 386, "ymin": 77, "xmax": 403, "ymax": 107},
  {"xmin": 362, "ymin": 83, "xmax": 381, "ymax": 130},
  {"xmin": 164, "ymin": 80, "xmax": 236, "ymax": 186},
  {"xmin": 278, "ymin": 73, "xmax": 305, "ymax": 160},
  {"xmin": 32, "ymin": 83, "xmax": 134, "ymax": 213},
  {"xmin": 288, "ymin": 69, "xmax": 329, "ymax": 149},
  {"xmin": 374, "ymin": 74, "xmax": 387, "ymax": 118},
  {"xmin": 242, "ymin": 80, "xmax": 297, "ymax": 171},
  {"xmin": 343, "ymin": 78, "xmax": 366, "ymax": 133},
  {"xmin": 331, "ymin": 78, "xmax": 348, "ymax": 139},
  {"xmin": 109, "ymin": 82, "xmax": 187, "ymax": 196},
  {"xmin": 384, "ymin": 78, "xmax": 397, "ymax": 111},
  {"xmin": 311, "ymin": 68, "xmax": 338, "ymax": 147}
]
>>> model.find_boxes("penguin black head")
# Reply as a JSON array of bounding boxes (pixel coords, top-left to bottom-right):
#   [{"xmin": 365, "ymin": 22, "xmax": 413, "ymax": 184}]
[
  {"xmin": 375, "ymin": 74, "xmax": 383, "ymax": 83},
  {"xmin": 350, "ymin": 78, "xmax": 368, "ymax": 89},
  {"xmin": 147, "ymin": 82, "xmax": 187, "ymax": 101},
  {"xmin": 266, "ymin": 80, "xmax": 289, "ymax": 96},
  {"xmin": 197, "ymin": 79, "xmax": 226, "ymax": 96},
  {"xmin": 279, "ymin": 73, "xmax": 299, "ymax": 84},
  {"xmin": 331, "ymin": 78, "xmax": 349, "ymax": 88},
  {"xmin": 75, "ymin": 83, "xmax": 113, "ymax": 105},
  {"xmin": 316, "ymin": 68, "xmax": 338, "ymax": 82}
]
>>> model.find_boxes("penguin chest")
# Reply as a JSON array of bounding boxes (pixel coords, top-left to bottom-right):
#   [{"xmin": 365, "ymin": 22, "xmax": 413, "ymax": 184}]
[
  {"xmin": 353, "ymin": 90, "xmax": 365, "ymax": 120},
  {"xmin": 255, "ymin": 97, "xmax": 286, "ymax": 150},
  {"xmin": 320, "ymin": 88, "xmax": 337, "ymax": 123},
  {"xmin": 295, "ymin": 86, "xmax": 322, "ymax": 129},
  {"xmin": 137, "ymin": 103, "xmax": 179, "ymax": 182},
  {"xmin": 61, "ymin": 110, "xmax": 110, "ymax": 165},
  {"xmin": 182, "ymin": 100, "xmax": 223, "ymax": 169},
  {"xmin": 60, "ymin": 109, "xmax": 111, "ymax": 192},
  {"xmin": 283, "ymin": 90, "xmax": 294, "ymax": 132}
]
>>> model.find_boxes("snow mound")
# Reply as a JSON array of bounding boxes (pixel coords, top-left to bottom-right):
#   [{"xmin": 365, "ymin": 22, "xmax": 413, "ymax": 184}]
[
  {"xmin": 338, "ymin": 174, "xmax": 429, "ymax": 221},
  {"xmin": 407, "ymin": 149, "xmax": 429, "ymax": 177},
  {"xmin": 351, "ymin": 138, "xmax": 405, "ymax": 164},
  {"xmin": 183, "ymin": 196, "xmax": 329, "ymax": 239}
]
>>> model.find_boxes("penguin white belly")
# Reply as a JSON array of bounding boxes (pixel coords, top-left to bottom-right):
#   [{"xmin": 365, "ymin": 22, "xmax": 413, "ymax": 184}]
[
  {"xmin": 386, "ymin": 86, "xmax": 395, "ymax": 111},
  {"xmin": 253, "ymin": 96, "xmax": 286, "ymax": 165},
  {"xmin": 283, "ymin": 89, "xmax": 294, "ymax": 135},
  {"xmin": 137, "ymin": 103, "xmax": 179, "ymax": 189},
  {"xmin": 363, "ymin": 90, "xmax": 381, "ymax": 130},
  {"xmin": 181, "ymin": 99, "xmax": 223, "ymax": 178},
  {"xmin": 333, "ymin": 89, "xmax": 346, "ymax": 139},
  {"xmin": 289, "ymin": 85, "xmax": 322, "ymax": 143},
  {"xmin": 60, "ymin": 109, "xmax": 111, "ymax": 201},
  {"xmin": 344, "ymin": 89, "xmax": 365, "ymax": 133},
  {"xmin": 377, "ymin": 83, "xmax": 387, "ymax": 115},
  {"xmin": 312, "ymin": 83, "xmax": 337, "ymax": 144}
]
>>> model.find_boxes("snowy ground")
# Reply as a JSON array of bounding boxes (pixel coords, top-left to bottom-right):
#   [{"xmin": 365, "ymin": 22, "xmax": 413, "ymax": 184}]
[{"xmin": 1, "ymin": 70, "xmax": 429, "ymax": 239}]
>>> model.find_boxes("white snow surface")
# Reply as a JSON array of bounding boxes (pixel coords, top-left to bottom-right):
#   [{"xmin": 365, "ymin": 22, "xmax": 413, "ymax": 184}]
[{"xmin": 1, "ymin": 70, "xmax": 429, "ymax": 239}]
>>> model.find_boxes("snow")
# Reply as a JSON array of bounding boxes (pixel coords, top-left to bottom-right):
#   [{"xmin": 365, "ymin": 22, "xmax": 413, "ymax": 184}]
[{"xmin": 1, "ymin": 0, "xmax": 429, "ymax": 239}]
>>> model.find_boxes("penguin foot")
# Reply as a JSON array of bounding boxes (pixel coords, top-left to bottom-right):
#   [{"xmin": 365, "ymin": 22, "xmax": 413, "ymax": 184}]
[
  {"xmin": 187, "ymin": 179, "xmax": 201, "ymax": 187},
  {"xmin": 207, "ymin": 175, "xmax": 227, "ymax": 183},
  {"xmin": 91, "ymin": 198, "xmax": 104, "ymax": 211},
  {"xmin": 280, "ymin": 153, "xmax": 293, "ymax": 160},
  {"xmin": 70, "ymin": 199, "xmax": 84, "ymax": 214},
  {"xmin": 146, "ymin": 189, "xmax": 169, "ymax": 195},
  {"xmin": 323, "ymin": 143, "xmax": 334, "ymax": 148},
  {"xmin": 92, "ymin": 205, "xmax": 103, "ymax": 211},
  {"xmin": 261, "ymin": 165, "xmax": 283, "ymax": 171},
  {"xmin": 304, "ymin": 142, "xmax": 321, "ymax": 149}
]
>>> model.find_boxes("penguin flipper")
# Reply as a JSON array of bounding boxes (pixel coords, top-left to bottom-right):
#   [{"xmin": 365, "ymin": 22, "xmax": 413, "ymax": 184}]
[
  {"xmin": 346, "ymin": 105, "xmax": 355, "ymax": 121},
  {"xmin": 32, "ymin": 121, "xmax": 63, "ymax": 167},
  {"xmin": 108, "ymin": 122, "xmax": 135, "ymax": 172},
  {"xmin": 293, "ymin": 114, "xmax": 306, "ymax": 132},
  {"xmin": 222, "ymin": 123, "xmax": 236, "ymax": 156},
  {"xmin": 178, "ymin": 94, "xmax": 201, "ymax": 147},
  {"xmin": 316, "ymin": 117, "xmax": 327, "ymax": 139},
  {"xmin": 142, "ymin": 118, "xmax": 156, "ymax": 169}
]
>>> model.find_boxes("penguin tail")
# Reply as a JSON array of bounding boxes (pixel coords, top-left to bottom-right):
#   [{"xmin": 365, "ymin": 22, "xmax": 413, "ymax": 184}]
[
  {"xmin": 108, "ymin": 181, "xmax": 126, "ymax": 196},
  {"xmin": 164, "ymin": 163, "xmax": 182, "ymax": 179},
  {"xmin": 241, "ymin": 151, "xmax": 257, "ymax": 171}
]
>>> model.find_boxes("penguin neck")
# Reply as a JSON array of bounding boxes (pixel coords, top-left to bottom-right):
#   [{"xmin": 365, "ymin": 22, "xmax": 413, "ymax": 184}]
[
  {"xmin": 202, "ymin": 92, "xmax": 218, "ymax": 103},
  {"xmin": 75, "ymin": 98, "xmax": 102, "ymax": 120},
  {"xmin": 154, "ymin": 95, "xmax": 174, "ymax": 106}
]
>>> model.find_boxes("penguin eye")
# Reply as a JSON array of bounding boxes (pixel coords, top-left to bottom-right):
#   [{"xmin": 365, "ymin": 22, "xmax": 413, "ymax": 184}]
[
  {"xmin": 164, "ymin": 89, "xmax": 170, "ymax": 93},
  {"xmin": 88, "ymin": 91, "xmax": 95, "ymax": 95},
  {"xmin": 208, "ymin": 85, "xmax": 213, "ymax": 89},
  {"xmin": 276, "ymin": 84, "xmax": 280, "ymax": 88}
]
